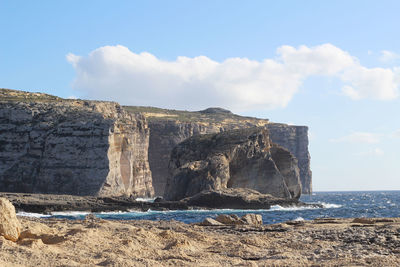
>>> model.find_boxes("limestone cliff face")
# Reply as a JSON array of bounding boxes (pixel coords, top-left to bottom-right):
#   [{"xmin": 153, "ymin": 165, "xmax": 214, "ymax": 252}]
[
  {"xmin": 148, "ymin": 120, "xmax": 223, "ymax": 196},
  {"xmin": 164, "ymin": 128, "xmax": 301, "ymax": 201},
  {"xmin": 0, "ymin": 89, "xmax": 153, "ymax": 197},
  {"xmin": 146, "ymin": 118, "xmax": 311, "ymax": 196},
  {"xmin": 266, "ymin": 124, "xmax": 312, "ymax": 194}
]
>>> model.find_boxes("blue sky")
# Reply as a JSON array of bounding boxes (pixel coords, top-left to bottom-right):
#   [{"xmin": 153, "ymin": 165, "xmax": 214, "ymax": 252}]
[{"xmin": 1, "ymin": 0, "xmax": 399, "ymax": 191}]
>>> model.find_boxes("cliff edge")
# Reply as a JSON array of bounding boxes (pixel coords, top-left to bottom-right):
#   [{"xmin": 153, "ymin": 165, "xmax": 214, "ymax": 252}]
[{"xmin": 0, "ymin": 89, "xmax": 153, "ymax": 197}]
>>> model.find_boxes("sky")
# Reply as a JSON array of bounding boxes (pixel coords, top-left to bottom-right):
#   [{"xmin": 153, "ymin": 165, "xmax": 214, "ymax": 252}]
[{"xmin": 1, "ymin": 0, "xmax": 399, "ymax": 191}]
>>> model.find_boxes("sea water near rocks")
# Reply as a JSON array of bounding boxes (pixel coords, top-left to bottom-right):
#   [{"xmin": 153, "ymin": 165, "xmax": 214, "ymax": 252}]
[{"xmin": 18, "ymin": 191, "xmax": 400, "ymax": 224}]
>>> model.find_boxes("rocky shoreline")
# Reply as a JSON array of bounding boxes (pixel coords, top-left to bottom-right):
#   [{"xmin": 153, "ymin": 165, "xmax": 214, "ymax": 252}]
[
  {"xmin": 0, "ymin": 190, "xmax": 320, "ymax": 214},
  {"xmin": 1, "ymin": 196, "xmax": 400, "ymax": 266},
  {"xmin": 1, "ymin": 215, "xmax": 399, "ymax": 266}
]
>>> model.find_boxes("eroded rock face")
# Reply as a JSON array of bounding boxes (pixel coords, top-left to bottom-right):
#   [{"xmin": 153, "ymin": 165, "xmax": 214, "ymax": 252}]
[
  {"xmin": 0, "ymin": 198, "xmax": 21, "ymax": 242},
  {"xmin": 147, "ymin": 119, "xmax": 311, "ymax": 196},
  {"xmin": 148, "ymin": 120, "xmax": 222, "ymax": 196},
  {"xmin": 266, "ymin": 123, "xmax": 312, "ymax": 194},
  {"xmin": 164, "ymin": 128, "xmax": 301, "ymax": 201},
  {"xmin": 0, "ymin": 89, "xmax": 153, "ymax": 197}
]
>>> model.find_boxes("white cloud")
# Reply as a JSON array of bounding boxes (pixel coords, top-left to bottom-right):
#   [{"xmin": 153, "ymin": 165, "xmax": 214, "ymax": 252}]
[
  {"xmin": 393, "ymin": 129, "xmax": 400, "ymax": 138},
  {"xmin": 67, "ymin": 44, "xmax": 400, "ymax": 111},
  {"xmin": 374, "ymin": 148, "xmax": 384, "ymax": 156},
  {"xmin": 341, "ymin": 66, "xmax": 399, "ymax": 100},
  {"xmin": 355, "ymin": 148, "xmax": 384, "ymax": 157},
  {"xmin": 379, "ymin": 50, "xmax": 399, "ymax": 63},
  {"xmin": 330, "ymin": 132, "xmax": 381, "ymax": 144}
]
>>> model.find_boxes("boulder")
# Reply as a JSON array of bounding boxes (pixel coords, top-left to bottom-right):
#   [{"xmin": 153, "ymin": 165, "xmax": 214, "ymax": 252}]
[
  {"xmin": 241, "ymin": 214, "xmax": 263, "ymax": 226},
  {"xmin": 199, "ymin": 218, "xmax": 224, "ymax": 226},
  {"xmin": 164, "ymin": 127, "xmax": 301, "ymax": 201},
  {"xmin": 182, "ymin": 188, "xmax": 276, "ymax": 209},
  {"xmin": 201, "ymin": 213, "xmax": 263, "ymax": 226},
  {"xmin": 215, "ymin": 214, "xmax": 242, "ymax": 225},
  {"xmin": 0, "ymin": 198, "xmax": 21, "ymax": 241}
]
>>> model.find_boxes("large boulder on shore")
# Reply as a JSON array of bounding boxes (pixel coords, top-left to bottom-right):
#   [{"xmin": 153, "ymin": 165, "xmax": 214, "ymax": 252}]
[
  {"xmin": 181, "ymin": 188, "xmax": 301, "ymax": 209},
  {"xmin": 164, "ymin": 127, "xmax": 301, "ymax": 201},
  {"xmin": 200, "ymin": 213, "xmax": 263, "ymax": 226},
  {"xmin": 0, "ymin": 198, "xmax": 21, "ymax": 242}
]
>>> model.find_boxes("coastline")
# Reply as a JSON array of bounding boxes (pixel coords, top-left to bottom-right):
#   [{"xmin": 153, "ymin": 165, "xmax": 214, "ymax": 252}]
[
  {"xmin": 0, "ymin": 192, "xmax": 319, "ymax": 214},
  {"xmin": 1, "ymin": 216, "xmax": 399, "ymax": 266}
]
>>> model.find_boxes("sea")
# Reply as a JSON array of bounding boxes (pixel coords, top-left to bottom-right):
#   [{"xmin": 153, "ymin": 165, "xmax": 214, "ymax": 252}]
[{"xmin": 18, "ymin": 191, "xmax": 400, "ymax": 225}]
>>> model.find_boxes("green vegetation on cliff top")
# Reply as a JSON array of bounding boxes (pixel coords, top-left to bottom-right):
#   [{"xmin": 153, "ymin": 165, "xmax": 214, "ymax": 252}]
[
  {"xmin": 123, "ymin": 106, "xmax": 269, "ymax": 124},
  {"xmin": 0, "ymin": 88, "xmax": 269, "ymax": 124},
  {"xmin": 0, "ymin": 88, "xmax": 65, "ymax": 102}
]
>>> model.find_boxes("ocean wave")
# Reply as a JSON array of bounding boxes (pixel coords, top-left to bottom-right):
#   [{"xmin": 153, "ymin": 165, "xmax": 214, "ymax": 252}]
[
  {"xmin": 17, "ymin": 212, "xmax": 51, "ymax": 218},
  {"xmin": 99, "ymin": 210, "xmax": 129, "ymax": 215},
  {"xmin": 15, "ymin": 202, "xmax": 342, "ymax": 219},
  {"xmin": 50, "ymin": 211, "xmax": 90, "ymax": 217},
  {"xmin": 269, "ymin": 205, "xmax": 320, "ymax": 211},
  {"xmin": 319, "ymin": 202, "xmax": 342, "ymax": 209},
  {"xmin": 135, "ymin": 197, "xmax": 157, "ymax": 203}
]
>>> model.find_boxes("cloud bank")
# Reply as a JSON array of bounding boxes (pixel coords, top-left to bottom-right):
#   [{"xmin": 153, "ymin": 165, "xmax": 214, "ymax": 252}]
[
  {"xmin": 355, "ymin": 148, "xmax": 384, "ymax": 157},
  {"xmin": 67, "ymin": 44, "xmax": 400, "ymax": 111},
  {"xmin": 379, "ymin": 50, "xmax": 400, "ymax": 63},
  {"xmin": 330, "ymin": 132, "xmax": 381, "ymax": 144}
]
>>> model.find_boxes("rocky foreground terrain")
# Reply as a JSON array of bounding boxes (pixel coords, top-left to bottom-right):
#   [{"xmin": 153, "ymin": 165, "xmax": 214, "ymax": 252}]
[{"xmin": 1, "ymin": 214, "xmax": 400, "ymax": 266}]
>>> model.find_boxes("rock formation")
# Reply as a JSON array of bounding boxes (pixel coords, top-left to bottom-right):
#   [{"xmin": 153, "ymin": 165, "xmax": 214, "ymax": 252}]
[
  {"xmin": 0, "ymin": 89, "xmax": 153, "ymax": 197},
  {"xmin": 147, "ymin": 120, "xmax": 223, "ymax": 196},
  {"xmin": 124, "ymin": 106, "xmax": 312, "ymax": 196},
  {"xmin": 164, "ymin": 128, "xmax": 301, "ymax": 201},
  {"xmin": 200, "ymin": 213, "xmax": 263, "ymax": 226},
  {"xmin": 0, "ymin": 89, "xmax": 311, "ymax": 199},
  {"xmin": 266, "ymin": 123, "xmax": 312, "ymax": 194},
  {"xmin": 0, "ymin": 197, "xmax": 21, "ymax": 242}
]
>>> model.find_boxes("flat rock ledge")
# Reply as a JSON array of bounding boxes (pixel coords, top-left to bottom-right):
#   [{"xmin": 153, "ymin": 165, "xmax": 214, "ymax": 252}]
[
  {"xmin": 0, "ymin": 190, "xmax": 320, "ymax": 214},
  {"xmin": 0, "ymin": 216, "xmax": 399, "ymax": 266}
]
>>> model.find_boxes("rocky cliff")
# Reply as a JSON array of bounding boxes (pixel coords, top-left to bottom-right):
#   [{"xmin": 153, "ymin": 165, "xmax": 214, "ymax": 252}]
[
  {"xmin": 125, "ymin": 106, "xmax": 312, "ymax": 196},
  {"xmin": 163, "ymin": 128, "xmax": 301, "ymax": 201},
  {"xmin": 0, "ymin": 89, "xmax": 311, "ymax": 199},
  {"xmin": 0, "ymin": 89, "xmax": 153, "ymax": 197},
  {"xmin": 266, "ymin": 123, "xmax": 312, "ymax": 194}
]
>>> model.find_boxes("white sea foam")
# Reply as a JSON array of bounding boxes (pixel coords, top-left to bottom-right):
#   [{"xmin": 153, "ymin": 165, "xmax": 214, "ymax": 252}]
[
  {"xmin": 50, "ymin": 211, "xmax": 90, "ymax": 217},
  {"xmin": 319, "ymin": 202, "xmax": 342, "ymax": 209},
  {"xmin": 294, "ymin": 217, "xmax": 304, "ymax": 221},
  {"xmin": 135, "ymin": 197, "xmax": 157, "ymax": 203},
  {"xmin": 17, "ymin": 212, "xmax": 51, "ymax": 218},
  {"xmin": 269, "ymin": 205, "xmax": 320, "ymax": 211},
  {"xmin": 15, "ymin": 201, "xmax": 342, "ymax": 219},
  {"xmin": 99, "ymin": 210, "xmax": 135, "ymax": 215},
  {"xmin": 127, "ymin": 208, "xmax": 272, "ymax": 215}
]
